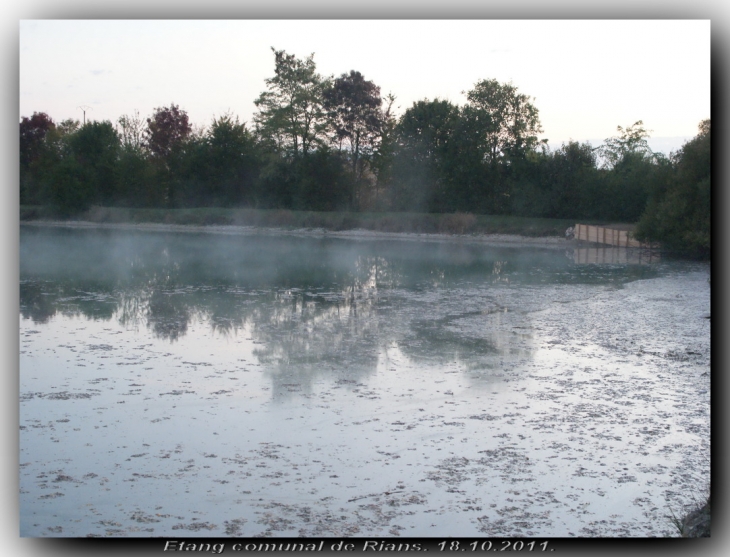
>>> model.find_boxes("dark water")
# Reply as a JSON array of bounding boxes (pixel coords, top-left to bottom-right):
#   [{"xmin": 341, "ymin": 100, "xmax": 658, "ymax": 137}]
[{"xmin": 19, "ymin": 226, "xmax": 710, "ymax": 537}]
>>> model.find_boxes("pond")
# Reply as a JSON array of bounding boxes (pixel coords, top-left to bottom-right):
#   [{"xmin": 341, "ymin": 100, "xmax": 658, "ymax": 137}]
[{"xmin": 19, "ymin": 225, "xmax": 711, "ymax": 537}]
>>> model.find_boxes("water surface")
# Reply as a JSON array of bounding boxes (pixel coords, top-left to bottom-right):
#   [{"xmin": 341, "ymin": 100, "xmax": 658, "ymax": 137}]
[{"xmin": 19, "ymin": 226, "xmax": 711, "ymax": 537}]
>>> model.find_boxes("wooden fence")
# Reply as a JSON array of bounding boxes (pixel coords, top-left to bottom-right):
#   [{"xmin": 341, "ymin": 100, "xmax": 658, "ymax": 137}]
[{"xmin": 574, "ymin": 223, "xmax": 649, "ymax": 248}]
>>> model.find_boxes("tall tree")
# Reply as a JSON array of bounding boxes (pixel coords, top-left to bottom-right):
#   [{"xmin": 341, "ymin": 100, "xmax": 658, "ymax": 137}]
[
  {"xmin": 324, "ymin": 70, "xmax": 382, "ymax": 179},
  {"xmin": 254, "ymin": 48, "xmax": 331, "ymax": 158},
  {"xmin": 144, "ymin": 104, "xmax": 192, "ymax": 206},
  {"xmin": 463, "ymin": 79, "xmax": 543, "ymax": 165},
  {"xmin": 371, "ymin": 93, "xmax": 398, "ymax": 210}
]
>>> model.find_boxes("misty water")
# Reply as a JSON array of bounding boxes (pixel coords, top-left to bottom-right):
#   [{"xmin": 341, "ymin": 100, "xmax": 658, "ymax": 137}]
[{"xmin": 19, "ymin": 225, "xmax": 710, "ymax": 537}]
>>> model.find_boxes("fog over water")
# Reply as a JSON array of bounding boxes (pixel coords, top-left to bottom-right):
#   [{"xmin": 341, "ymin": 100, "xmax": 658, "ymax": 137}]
[{"xmin": 19, "ymin": 226, "xmax": 710, "ymax": 537}]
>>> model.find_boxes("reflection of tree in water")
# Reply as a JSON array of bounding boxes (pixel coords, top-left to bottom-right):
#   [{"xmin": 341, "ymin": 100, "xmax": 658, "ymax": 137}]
[
  {"xmin": 250, "ymin": 255, "xmax": 400, "ymax": 394},
  {"xmin": 21, "ymin": 228, "xmax": 662, "ymax": 390},
  {"xmin": 396, "ymin": 298, "xmax": 534, "ymax": 373},
  {"xmin": 393, "ymin": 260, "xmax": 534, "ymax": 373},
  {"xmin": 20, "ymin": 281, "xmax": 57, "ymax": 324},
  {"xmin": 146, "ymin": 289, "xmax": 191, "ymax": 342},
  {"xmin": 20, "ymin": 280, "xmax": 117, "ymax": 324}
]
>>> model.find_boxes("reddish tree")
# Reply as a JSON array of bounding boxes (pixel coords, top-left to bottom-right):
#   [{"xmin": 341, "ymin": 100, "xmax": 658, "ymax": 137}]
[
  {"xmin": 144, "ymin": 104, "xmax": 192, "ymax": 161},
  {"xmin": 20, "ymin": 112, "xmax": 55, "ymax": 168}
]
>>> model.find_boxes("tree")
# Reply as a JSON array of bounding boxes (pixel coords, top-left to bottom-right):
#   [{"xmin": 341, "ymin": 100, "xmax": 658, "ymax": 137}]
[
  {"xmin": 389, "ymin": 99, "xmax": 460, "ymax": 212},
  {"xmin": 463, "ymin": 79, "xmax": 543, "ymax": 165},
  {"xmin": 591, "ymin": 121, "xmax": 661, "ymax": 222},
  {"xmin": 144, "ymin": 104, "xmax": 193, "ymax": 206},
  {"xmin": 117, "ymin": 110, "xmax": 146, "ymax": 153},
  {"xmin": 597, "ymin": 120, "xmax": 655, "ymax": 169},
  {"xmin": 204, "ymin": 113, "xmax": 259, "ymax": 206},
  {"xmin": 635, "ymin": 119, "xmax": 710, "ymax": 257},
  {"xmin": 115, "ymin": 144, "xmax": 158, "ymax": 207},
  {"xmin": 548, "ymin": 141, "xmax": 599, "ymax": 218},
  {"xmin": 254, "ymin": 48, "xmax": 331, "ymax": 158},
  {"xmin": 20, "ymin": 112, "xmax": 55, "ymax": 170},
  {"xmin": 370, "ymin": 93, "xmax": 398, "ymax": 210},
  {"xmin": 324, "ymin": 70, "xmax": 382, "ymax": 179},
  {"xmin": 67, "ymin": 120, "xmax": 121, "ymax": 205},
  {"xmin": 20, "ymin": 112, "xmax": 56, "ymax": 205},
  {"xmin": 293, "ymin": 147, "xmax": 353, "ymax": 211},
  {"xmin": 145, "ymin": 104, "xmax": 192, "ymax": 162}
]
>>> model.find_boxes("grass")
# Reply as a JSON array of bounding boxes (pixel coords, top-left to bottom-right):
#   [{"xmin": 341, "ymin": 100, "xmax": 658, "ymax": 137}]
[
  {"xmin": 670, "ymin": 496, "xmax": 711, "ymax": 537},
  {"xmin": 20, "ymin": 205, "xmax": 585, "ymax": 238}
]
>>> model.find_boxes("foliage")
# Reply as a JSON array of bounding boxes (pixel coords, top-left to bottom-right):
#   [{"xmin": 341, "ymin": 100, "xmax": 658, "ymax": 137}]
[
  {"xmin": 324, "ymin": 70, "xmax": 383, "ymax": 178},
  {"xmin": 20, "ymin": 112, "xmax": 55, "ymax": 170},
  {"xmin": 45, "ymin": 157, "xmax": 92, "ymax": 216},
  {"xmin": 254, "ymin": 48, "xmax": 331, "ymax": 158},
  {"xmin": 204, "ymin": 114, "xmax": 259, "ymax": 206},
  {"xmin": 17, "ymin": 61, "xmax": 709, "ymax": 259},
  {"xmin": 145, "ymin": 104, "xmax": 192, "ymax": 161},
  {"xmin": 20, "ymin": 112, "xmax": 56, "ymax": 205},
  {"xmin": 463, "ymin": 79, "xmax": 544, "ymax": 165},
  {"xmin": 597, "ymin": 120, "xmax": 655, "ymax": 169},
  {"xmin": 67, "ymin": 121, "xmax": 121, "ymax": 206},
  {"xmin": 635, "ymin": 119, "xmax": 710, "ymax": 257},
  {"xmin": 117, "ymin": 110, "xmax": 146, "ymax": 153},
  {"xmin": 370, "ymin": 93, "xmax": 398, "ymax": 209},
  {"xmin": 115, "ymin": 145, "xmax": 161, "ymax": 207},
  {"xmin": 389, "ymin": 98, "xmax": 460, "ymax": 212}
]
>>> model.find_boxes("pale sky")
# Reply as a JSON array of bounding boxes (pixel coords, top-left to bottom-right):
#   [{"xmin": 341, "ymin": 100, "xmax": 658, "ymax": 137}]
[{"xmin": 19, "ymin": 19, "xmax": 710, "ymax": 154}]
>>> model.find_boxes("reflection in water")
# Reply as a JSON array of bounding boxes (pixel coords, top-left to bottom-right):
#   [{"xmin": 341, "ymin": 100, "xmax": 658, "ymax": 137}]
[
  {"xmin": 571, "ymin": 247, "xmax": 661, "ymax": 265},
  {"xmin": 20, "ymin": 227, "xmax": 663, "ymax": 389}
]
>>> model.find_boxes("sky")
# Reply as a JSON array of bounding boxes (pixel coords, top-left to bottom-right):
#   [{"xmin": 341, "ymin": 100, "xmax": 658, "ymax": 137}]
[{"xmin": 18, "ymin": 19, "xmax": 711, "ymax": 154}]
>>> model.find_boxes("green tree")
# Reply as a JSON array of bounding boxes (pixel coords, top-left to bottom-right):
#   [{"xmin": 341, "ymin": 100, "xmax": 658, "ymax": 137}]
[
  {"xmin": 254, "ymin": 48, "xmax": 331, "ymax": 158},
  {"xmin": 115, "ymin": 145, "xmax": 158, "ymax": 207},
  {"xmin": 67, "ymin": 121, "xmax": 121, "ymax": 206},
  {"xmin": 597, "ymin": 120, "xmax": 655, "ymax": 169},
  {"xmin": 208, "ymin": 114, "xmax": 258, "ymax": 205},
  {"xmin": 370, "ymin": 93, "xmax": 398, "ymax": 209},
  {"xmin": 389, "ymin": 99, "xmax": 460, "ymax": 212},
  {"xmin": 294, "ymin": 148, "xmax": 353, "ymax": 211},
  {"xmin": 324, "ymin": 70, "xmax": 382, "ymax": 178},
  {"xmin": 635, "ymin": 119, "xmax": 710, "ymax": 257},
  {"xmin": 46, "ymin": 157, "xmax": 91, "ymax": 216},
  {"xmin": 592, "ymin": 121, "xmax": 661, "ymax": 222},
  {"xmin": 117, "ymin": 110, "xmax": 146, "ymax": 153},
  {"xmin": 463, "ymin": 79, "xmax": 543, "ymax": 165},
  {"xmin": 20, "ymin": 112, "xmax": 56, "ymax": 205},
  {"xmin": 547, "ymin": 141, "xmax": 599, "ymax": 218}
]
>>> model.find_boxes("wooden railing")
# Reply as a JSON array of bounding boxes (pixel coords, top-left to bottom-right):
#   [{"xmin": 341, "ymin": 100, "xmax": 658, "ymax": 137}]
[{"xmin": 574, "ymin": 223, "xmax": 649, "ymax": 248}]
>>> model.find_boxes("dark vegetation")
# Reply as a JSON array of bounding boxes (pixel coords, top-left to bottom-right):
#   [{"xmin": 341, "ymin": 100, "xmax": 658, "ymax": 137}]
[
  {"xmin": 674, "ymin": 495, "xmax": 711, "ymax": 537},
  {"xmin": 20, "ymin": 48, "xmax": 710, "ymax": 258},
  {"xmin": 19, "ymin": 205, "xmax": 577, "ymax": 238}
]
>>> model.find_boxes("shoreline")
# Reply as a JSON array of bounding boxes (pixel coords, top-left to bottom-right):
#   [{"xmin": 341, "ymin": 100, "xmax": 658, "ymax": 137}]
[{"xmin": 20, "ymin": 219, "xmax": 578, "ymax": 249}]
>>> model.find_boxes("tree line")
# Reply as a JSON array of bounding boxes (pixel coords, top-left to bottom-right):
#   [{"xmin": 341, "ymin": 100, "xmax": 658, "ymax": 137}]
[{"xmin": 20, "ymin": 48, "xmax": 710, "ymax": 256}]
